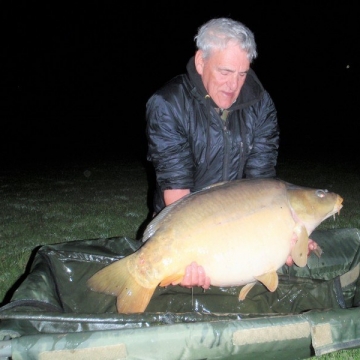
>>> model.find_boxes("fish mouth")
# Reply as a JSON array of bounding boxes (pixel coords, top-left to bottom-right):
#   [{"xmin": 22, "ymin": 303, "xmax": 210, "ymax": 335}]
[{"xmin": 333, "ymin": 195, "xmax": 344, "ymax": 220}]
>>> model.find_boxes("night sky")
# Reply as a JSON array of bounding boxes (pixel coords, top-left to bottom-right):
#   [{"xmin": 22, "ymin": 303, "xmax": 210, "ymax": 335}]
[{"xmin": 2, "ymin": 2, "xmax": 359, "ymax": 167}]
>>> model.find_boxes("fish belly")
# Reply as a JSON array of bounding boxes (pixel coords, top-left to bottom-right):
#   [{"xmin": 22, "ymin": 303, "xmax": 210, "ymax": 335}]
[{"xmin": 191, "ymin": 207, "xmax": 294, "ymax": 286}]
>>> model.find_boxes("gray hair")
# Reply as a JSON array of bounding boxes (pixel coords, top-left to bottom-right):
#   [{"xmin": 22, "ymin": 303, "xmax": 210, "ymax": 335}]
[{"xmin": 194, "ymin": 18, "xmax": 258, "ymax": 62}]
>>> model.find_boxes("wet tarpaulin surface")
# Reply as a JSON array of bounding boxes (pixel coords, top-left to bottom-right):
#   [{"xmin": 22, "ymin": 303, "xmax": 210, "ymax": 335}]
[{"xmin": 1, "ymin": 228, "xmax": 360, "ymax": 359}]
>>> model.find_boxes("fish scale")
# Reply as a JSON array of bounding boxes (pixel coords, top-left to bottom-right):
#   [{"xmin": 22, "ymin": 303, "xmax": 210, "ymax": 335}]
[{"xmin": 87, "ymin": 178, "xmax": 343, "ymax": 313}]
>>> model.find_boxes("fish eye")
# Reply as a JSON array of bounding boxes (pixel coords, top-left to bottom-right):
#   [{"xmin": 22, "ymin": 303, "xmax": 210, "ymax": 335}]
[{"xmin": 316, "ymin": 189, "xmax": 328, "ymax": 198}]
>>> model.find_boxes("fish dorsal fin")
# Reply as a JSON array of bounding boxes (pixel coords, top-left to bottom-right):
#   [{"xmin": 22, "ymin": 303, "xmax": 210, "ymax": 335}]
[
  {"xmin": 291, "ymin": 224, "xmax": 309, "ymax": 267},
  {"xmin": 255, "ymin": 271, "xmax": 279, "ymax": 292},
  {"xmin": 142, "ymin": 194, "xmax": 189, "ymax": 241},
  {"xmin": 201, "ymin": 181, "xmax": 229, "ymax": 190},
  {"xmin": 142, "ymin": 205, "xmax": 174, "ymax": 242}
]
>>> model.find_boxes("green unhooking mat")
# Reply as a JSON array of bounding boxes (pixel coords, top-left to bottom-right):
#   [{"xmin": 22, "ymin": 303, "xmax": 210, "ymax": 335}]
[{"xmin": 1, "ymin": 228, "xmax": 360, "ymax": 359}]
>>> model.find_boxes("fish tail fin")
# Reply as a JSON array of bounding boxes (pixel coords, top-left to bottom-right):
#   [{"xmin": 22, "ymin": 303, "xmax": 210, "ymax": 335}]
[{"xmin": 87, "ymin": 256, "xmax": 156, "ymax": 313}]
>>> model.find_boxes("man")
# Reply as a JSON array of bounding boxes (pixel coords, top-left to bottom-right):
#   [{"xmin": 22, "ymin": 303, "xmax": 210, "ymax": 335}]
[{"xmin": 146, "ymin": 18, "xmax": 317, "ymax": 289}]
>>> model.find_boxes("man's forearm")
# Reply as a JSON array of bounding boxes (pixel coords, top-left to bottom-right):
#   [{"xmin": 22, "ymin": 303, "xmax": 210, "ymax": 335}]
[{"xmin": 164, "ymin": 189, "xmax": 190, "ymax": 206}]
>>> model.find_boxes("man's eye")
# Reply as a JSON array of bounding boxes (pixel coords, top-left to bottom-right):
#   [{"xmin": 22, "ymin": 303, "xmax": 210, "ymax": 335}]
[{"xmin": 316, "ymin": 189, "xmax": 328, "ymax": 198}]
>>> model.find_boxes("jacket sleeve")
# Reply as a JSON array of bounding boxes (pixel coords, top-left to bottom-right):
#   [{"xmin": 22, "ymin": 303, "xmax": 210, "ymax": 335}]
[
  {"xmin": 146, "ymin": 93, "xmax": 195, "ymax": 191},
  {"xmin": 244, "ymin": 90, "xmax": 280, "ymax": 178}
]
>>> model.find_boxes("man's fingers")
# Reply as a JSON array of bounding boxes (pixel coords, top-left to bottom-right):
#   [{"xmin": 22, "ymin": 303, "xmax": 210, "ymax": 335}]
[
  {"xmin": 307, "ymin": 238, "xmax": 319, "ymax": 256},
  {"xmin": 173, "ymin": 264, "xmax": 191, "ymax": 287},
  {"xmin": 285, "ymin": 255, "xmax": 294, "ymax": 266},
  {"xmin": 203, "ymin": 276, "xmax": 211, "ymax": 290},
  {"xmin": 177, "ymin": 262, "xmax": 210, "ymax": 288},
  {"xmin": 308, "ymin": 238, "xmax": 317, "ymax": 250},
  {"xmin": 197, "ymin": 264, "xmax": 205, "ymax": 284},
  {"xmin": 189, "ymin": 262, "xmax": 199, "ymax": 285},
  {"xmin": 178, "ymin": 262, "xmax": 197, "ymax": 288}
]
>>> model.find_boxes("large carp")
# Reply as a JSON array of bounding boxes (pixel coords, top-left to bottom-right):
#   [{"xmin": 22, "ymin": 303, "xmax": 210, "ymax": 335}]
[{"xmin": 87, "ymin": 178, "xmax": 343, "ymax": 313}]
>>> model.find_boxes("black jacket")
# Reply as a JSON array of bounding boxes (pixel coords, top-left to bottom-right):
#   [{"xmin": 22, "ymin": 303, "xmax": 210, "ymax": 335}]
[{"xmin": 146, "ymin": 56, "xmax": 279, "ymax": 213}]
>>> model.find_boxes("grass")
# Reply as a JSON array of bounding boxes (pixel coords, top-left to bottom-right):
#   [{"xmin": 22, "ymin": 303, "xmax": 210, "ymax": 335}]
[
  {"xmin": 0, "ymin": 155, "xmax": 152, "ymax": 303},
  {"xmin": 0, "ymin": 147, "xmax": 359, "ymax": 359}
]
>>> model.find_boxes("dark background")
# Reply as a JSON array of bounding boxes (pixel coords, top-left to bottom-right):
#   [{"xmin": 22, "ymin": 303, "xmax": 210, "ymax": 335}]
[{"xmin": 2, "ymin": 1, "xmax": 359, "ymax": 168}]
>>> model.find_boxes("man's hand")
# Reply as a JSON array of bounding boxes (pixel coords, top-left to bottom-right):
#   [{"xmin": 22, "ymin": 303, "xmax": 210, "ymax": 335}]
[
  {"xmin": 173, "ymin": 261, "xmax": 211, "ymax": 289},
  {"xmin": 286, "ymin": 238, "xmax": 320, "ymax": 266}
]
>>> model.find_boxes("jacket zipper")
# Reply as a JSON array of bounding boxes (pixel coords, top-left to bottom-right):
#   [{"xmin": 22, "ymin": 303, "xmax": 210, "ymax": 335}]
[
  {"xmin": 222, "ymin": 119, "xmax": 231, "ymax": 181},
  {"xmin": 238, "ymin": 112, "xmax": 247, "ymax": 178}
]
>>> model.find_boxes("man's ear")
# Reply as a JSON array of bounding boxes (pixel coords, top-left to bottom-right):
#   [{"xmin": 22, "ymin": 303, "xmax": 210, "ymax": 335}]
[{"xmin": 195, "ymin": 51, "xmax": 204, "ymax": 75}]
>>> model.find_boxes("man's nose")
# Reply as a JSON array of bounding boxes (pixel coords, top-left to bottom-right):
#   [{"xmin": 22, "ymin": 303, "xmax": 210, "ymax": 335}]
[{"xmin": 227, "ymin": 76, "xmax": 239, "ymax": 91}]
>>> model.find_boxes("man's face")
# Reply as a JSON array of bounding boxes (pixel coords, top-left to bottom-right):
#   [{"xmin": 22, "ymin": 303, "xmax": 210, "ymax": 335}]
[{"xmin": 195, "ymin": 42, "xmax": 250, "ymax": 109}]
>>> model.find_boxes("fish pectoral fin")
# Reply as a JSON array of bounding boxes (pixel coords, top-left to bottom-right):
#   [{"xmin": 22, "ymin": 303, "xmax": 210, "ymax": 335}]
[
  {"xmin": 255, "ymin": 271, "xmax": 279, "ymax": 292},
  {"xmin": 239, "ymin": 283, "xmax": 256, "ymax": 301},
  {"xmin": 159, "ymin": 274, "xmax": 185, "ymax": 287},
  {"xmin": 291, "ymin": 224, "xmax": 309, "ymax": 267}
]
